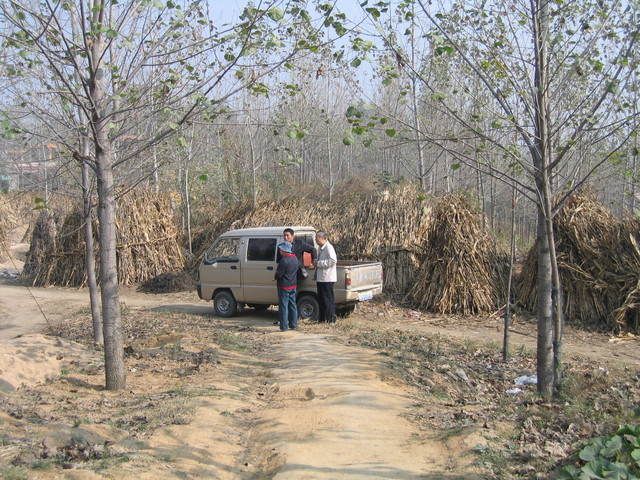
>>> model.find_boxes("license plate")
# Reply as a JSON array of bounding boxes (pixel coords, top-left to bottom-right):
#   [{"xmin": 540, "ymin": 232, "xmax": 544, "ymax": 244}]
[{"xmin": 358, "ymin": 291, "xmax": 373, "ymax": 301}]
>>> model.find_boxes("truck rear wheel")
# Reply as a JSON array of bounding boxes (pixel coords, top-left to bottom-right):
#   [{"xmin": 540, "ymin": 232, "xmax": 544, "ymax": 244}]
[
  {"xmin": 297, "ymin": 294, "xmax": 319, "ymax": 322},
  {"xmin": 214, "ymin": 290, "xmax": 237, "ymax": 318}
]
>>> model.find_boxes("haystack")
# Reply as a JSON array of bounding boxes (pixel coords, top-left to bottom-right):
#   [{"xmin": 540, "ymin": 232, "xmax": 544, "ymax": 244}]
[
  {"xmin": 22, "ymin": 208, "xmax": 65, "ymax": 280},
  {"xmin": 516, "ymin": 190, "xmax": 640, "ymax": 332},
  {"xmin": 23, "ymin": 191, "xmax": 184, "ymax": 287},
  {"xmin": 406, "ymin": 194, "xmax": 509, "ymax": 315}
]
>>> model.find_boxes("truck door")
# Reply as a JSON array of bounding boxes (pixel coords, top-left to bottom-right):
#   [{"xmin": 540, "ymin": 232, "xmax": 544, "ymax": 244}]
[
  {"xmin": 242, "ymin": 237, "xmax": 279, "ymax": 303},
  {"xmin": 199, "ymin": 237, "xmax": 241, "ymax": 300}
]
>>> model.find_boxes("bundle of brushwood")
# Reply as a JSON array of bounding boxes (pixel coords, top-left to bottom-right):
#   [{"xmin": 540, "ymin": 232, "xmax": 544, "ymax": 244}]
[
  {"xmin": 336, "ymin": 185, "xmax": 431, "ymax": 258},
  {"xmin": 406, "ymin": 194, "xmax": 509, "ymax": 315},
  {"xmin": 517, "ymin": 190, "xmax": 640, "ymax": 332},
  {"xmin": 23, "ymin": 191, "xmax": 184, "ymax": 287},
  {"xmin": 382, "ymin": 248, "xmax": 422, "ymax": 295},
  {"xmin": 22, "ymin": 209, "xmax": 66, "ymax": 281}
]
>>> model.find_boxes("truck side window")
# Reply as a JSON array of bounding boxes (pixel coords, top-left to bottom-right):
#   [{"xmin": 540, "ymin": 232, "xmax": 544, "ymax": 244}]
[
  {"xmin": 205, "ymin": 237, "xmax": 239, "ymax": 263},
  {"xmin": 247, "ymin": 238, "xmax": 277, "ymax": 262},
  {"xmin": 302, "ymin": 234, "xmax": 316, "ymax": 248}
]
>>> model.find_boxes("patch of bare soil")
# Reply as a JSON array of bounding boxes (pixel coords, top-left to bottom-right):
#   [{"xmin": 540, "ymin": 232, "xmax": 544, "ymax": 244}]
[
  {"xmin": 0, "ymin": 293, "xmax": 491, "ymax": 480},
  {"xmin": 0, "ymin": 283, "xmax": 639, "ymax": 480},
  {"xmin": 1, "ymin": 215, "xmax": 639, "ymax": 480}
]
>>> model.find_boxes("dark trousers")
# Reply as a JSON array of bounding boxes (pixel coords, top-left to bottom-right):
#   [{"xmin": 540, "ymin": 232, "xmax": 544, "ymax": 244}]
[
  {"xmin": 278, "ymin": 288, "xmax": 298, "ymax": 330},
  {"xmin": 316, "ymin": 282, "xmax": 336, "ymax": 323}
]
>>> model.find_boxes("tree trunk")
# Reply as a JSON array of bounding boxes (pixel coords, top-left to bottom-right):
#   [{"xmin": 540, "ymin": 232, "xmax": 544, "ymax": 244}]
[
  {"xmin": 90, "ymin": 2, "xmax": 125, "ymax": 390},
  {"xmin": 81, "ymin": 138, "xmax": 102, "ymax": 344},
  {"xmin": 535, "ymin": 204, "xmax": 554, "ymax": 397},
  {"xmin": 503, "ymin": 184, "xmax": 517, "ymax": 362},
  {"xmin": 96, "ymin": 143, "xmax": 126, "ymax": 390},
  {"xmin": 531, "ymin": 0, "xmax": 555, "ymax": 398}
]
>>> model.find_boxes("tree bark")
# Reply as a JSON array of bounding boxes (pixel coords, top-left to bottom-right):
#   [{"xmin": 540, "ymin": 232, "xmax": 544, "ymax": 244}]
[
  {"xmin": 90, "ymin": 1, "xmax": 125, "ymax": 390},
  {"xmin": 81, "ymin": 138, "xmax": 103, "ymax": 344}
]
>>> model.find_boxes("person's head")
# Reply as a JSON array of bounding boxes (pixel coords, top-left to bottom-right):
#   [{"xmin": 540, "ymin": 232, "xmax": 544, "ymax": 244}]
[
  {"xmin": 283, "ymin": 228, "xmax": 295, "ymax": 243},
  {"xmin": 278, "ymin": 241, "xmax": 293, "ymax": 254},
  {"xmin": 315, "ymin": 231, "xmax": 328, "ymax": 246}
]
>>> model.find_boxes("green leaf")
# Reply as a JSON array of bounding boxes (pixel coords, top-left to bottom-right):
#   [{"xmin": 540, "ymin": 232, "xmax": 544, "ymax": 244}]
[
  {"xmin": 268, "ymin": 7, "xmax": 284, "ymax": 22},
  {"xmin": 333, "ymin": 22, "xmax": 346, "ymax": 36},
  {"xmin": 342, "ymin": 136, "xmax": 353, "ymax": 146},
  {"xmin": 365, "ymin": 7, "xmax": 380, "ymax": 19},
  {"xmin": 169, "ymin": 122, "xmax": 179, "ymax": 130},
  {"xmin": 198, "ymin": 174, "xmax": 208, "ymax": 181},
  {"xmin": 346, "ymin": 106, "xmax": 361, "ymax": 118},
  {"xmin": 106, "ymin": 29, "xmax": 118, "ymax": 39},
  {"xmin": 385, "ymin": 129, "xmax": 396, "ymax": 137},
  {"xmin": 176, "ymin": 137, "xmax": 186, "ymax": 147},
  {"xmin": 579, "ymin": 444, "xmax": 601, "ymax": 462},
  {"xmin": 350, "ymin": 57, "xmax": 362, "ymax": 67},
  {"xmin": 451, "ymin": 163, "xmax": 461, "ymax": 170}
]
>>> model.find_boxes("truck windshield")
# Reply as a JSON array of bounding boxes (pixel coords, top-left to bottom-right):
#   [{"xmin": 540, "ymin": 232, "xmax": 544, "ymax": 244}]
[{"xmin": 205, "ymin": 237, "xmax": 240, "ymax": 263}]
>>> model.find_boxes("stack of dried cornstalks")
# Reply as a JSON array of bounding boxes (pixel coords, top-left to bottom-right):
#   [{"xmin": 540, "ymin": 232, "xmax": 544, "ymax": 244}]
[
  {"xmin": 517, "ymin": 191, "xmax": 640, "ymax": 332},
  {"xmin": 23, "ymin": 191, "xmax": 184, "ymax": 287},
  {"xmin": 337, "ymin": 185, "xmax": 431, "ymax": 258},
  {"xmin": 22, "ymin": 209, "xmax": 65, "ymax": 281},
  {"xmin": 406, "ymin": 195, "xmax": 509, "ymax": 315}
]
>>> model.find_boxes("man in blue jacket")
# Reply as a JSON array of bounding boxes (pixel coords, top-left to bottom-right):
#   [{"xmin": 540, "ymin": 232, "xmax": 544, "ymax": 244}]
[{"xmin": 274, "ymin": 241, "xmax": 299, "ymax": 331}]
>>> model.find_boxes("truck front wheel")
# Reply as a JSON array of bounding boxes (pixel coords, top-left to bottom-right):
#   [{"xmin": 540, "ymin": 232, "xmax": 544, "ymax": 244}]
[
  {"xmin": 213, "ymin": 290, "xmax": 237, "ymax": 318},
  {"xmin": 297, "ymin": 294, "xmax": 319, "ymax": 322}
]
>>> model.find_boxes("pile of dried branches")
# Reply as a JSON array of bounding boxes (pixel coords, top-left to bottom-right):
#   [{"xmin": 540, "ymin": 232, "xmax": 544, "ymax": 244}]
[
  {"xmin": 22, "ymin": 209, "xmax": 65, "ymax": 280},
  {"xmin": 406, "ymin": 194, "xmax": 509, "ymax": 315},
  {"xmin": 23, "ymin": 191, "xmax": 184, "ymax": 287},
  {"xmin": 517, "ymin": 190, "xmax": 640, "ymax": 332}
]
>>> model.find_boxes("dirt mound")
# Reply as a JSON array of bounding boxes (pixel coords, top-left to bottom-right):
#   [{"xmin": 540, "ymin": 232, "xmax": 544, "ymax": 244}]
[
  {"xmin": 137, "ymin": 270, "xmax": 196, "ymax": 293},
  {"xmin": 0, "ymin": 334, "xmax": 101, "ymax": 392}
]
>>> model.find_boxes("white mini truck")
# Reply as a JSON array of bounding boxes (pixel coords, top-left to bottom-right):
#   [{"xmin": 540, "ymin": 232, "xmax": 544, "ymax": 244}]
[{"xmin": 197, "ymin": 226, "xmax": 383, "ymax": 320}]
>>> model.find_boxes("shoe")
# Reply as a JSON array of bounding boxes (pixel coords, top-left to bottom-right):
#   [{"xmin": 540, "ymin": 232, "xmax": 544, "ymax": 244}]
[{"xmin": 278, "ymin": 328, "xmax": 288, "ymax": 332}]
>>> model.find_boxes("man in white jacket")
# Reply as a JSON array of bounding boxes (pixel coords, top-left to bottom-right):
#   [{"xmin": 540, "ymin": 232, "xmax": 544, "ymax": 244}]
[{"xmin": 313, "ymin": 230, "xmax": 337, "ymax": 323}]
